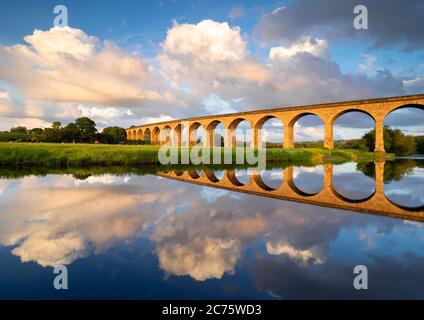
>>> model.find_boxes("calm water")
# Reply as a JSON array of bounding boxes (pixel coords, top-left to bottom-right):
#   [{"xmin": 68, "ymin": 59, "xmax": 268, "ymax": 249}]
[{"xmin": 0, "ymin": 159, "xmax": 423, "ymax": 299}]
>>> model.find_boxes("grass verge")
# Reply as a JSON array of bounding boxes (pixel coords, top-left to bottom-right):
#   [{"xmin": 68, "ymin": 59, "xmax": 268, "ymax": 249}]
[{"xmin": 0, "ymin": 142, "xmax": 392, "ymax": 168}]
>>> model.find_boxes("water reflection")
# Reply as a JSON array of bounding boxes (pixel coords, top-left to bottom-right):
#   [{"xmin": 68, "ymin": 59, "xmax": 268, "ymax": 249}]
[
  {"xmin": 260, "ymin": 169, "xmax": 283, "ymax": 190},
  {"xmin": 293, "ymin": 166, "xmax": 324, "ymax": 195},
  {"xmin": 0, "ymin": 159, "xmax": 423, "ymax": 299},
  {"xmin": 385, "ymin": 167, "xmax": 424, "ymax": 208},
  {"xmin": 333, "ymin": 163, "xmax": 375, "ymax": 201},
  {"xmin": 234, "ymin": 169, "xmax": 251, "ymax": 185},
  {"xmin": 159, "ymin": 162, "xmax": 424, "ymax": 219}
]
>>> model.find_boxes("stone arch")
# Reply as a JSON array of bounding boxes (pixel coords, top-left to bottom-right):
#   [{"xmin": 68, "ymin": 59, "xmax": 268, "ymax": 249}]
[
  {"xmin": 173, "ymin": 123, "xmax": 185, "ymax": 146},
  {"xmin": 162, "ymin": 125, "xmax": 172, "ymax": 145},
  {"xmin": 288, "ymin": 112, "xmax": 325, "ymax": 148},
  {"xmin": 228, "ymin": 118, "xmax": 252, "ymax": 148},
  {"xmin": 331, "ymin": 109, "xmax": 376, "ymax": 149},
  {"xmin": 206, "ymin": 120, "xmax": 225, "ymax": 147},
  {"xmin": 385, "ymin": 199, "xmax": 424, "ymax": 212},
  {"xmin": 254, "ymin": 115, "xmax": 284, "ymax": 148},
  {"xmin": 174, "ymin": 170, "xmax": 184, "ymax": 177},
  {"xmin": 228, "ymin": 117, "xmax": 252, "ymax": 130},
  {"xmin": 226, "ymin": 170, "xmax": 245, "ymax": 186},
  {"xmin": 257, "ymin": 168, "xmax": 283, "ymax": 190},
  {"xmin": 188, "ymin": 170, "xmax": 200, "ymax": 179},
  {"xmin": 204, "ymin": 170, "xmax": 224, "ymax": 183},
  {"xmin": 137, "ymin": 129, "xmax": 143, "ymax": 140},
  {"xmin": 331, "ymin": 163, "xmax": 376, "ymax": 202},
  {"xmin": 255, "ymin": 115, "xmax": 280, "ymax": 129},
  {"xmin": 152, "ymin": 127, "xmax": 160, "ymax": 144},
  {"xmin": 206, "ymin": 120, "xmax": 222, "ymax": 130},
  {"xmin": 383, "ymin": 103, "xmax": 424, "ymax": 154},
  {"xmin": 253, "ymin": 175, "xmax": 275, "ymax": 191},
  {"xmin": 287, "ymin": 179, "xmax": 320, "ymax": 197},
  {"xmin": 331, "ymin": 108, "xmax": 376, "ymax": 124},
  {"xmin": 143, "ymin": 128, "xmax": 151, "ymax": 142},
  {"xmin": 330, "ymin": 186, "xmax": 375, "ymax": 204},
  {"xmin": 288, "ymin": 112, "xmax": 324, "ymax": 127},
  {"xmin": 286, "ymin": 166, "xmax": 324, "ymax": 197},
  {"xmin": 384, "ymin": 103, "xmax": 424, "ymax": 118},
  {"xmin": 382, "ymin": 157, "xmax": 424, "ymax": 211},
  {"xmin": 188, "ymin": 122, "xmax": 204, "ymax": 146}
]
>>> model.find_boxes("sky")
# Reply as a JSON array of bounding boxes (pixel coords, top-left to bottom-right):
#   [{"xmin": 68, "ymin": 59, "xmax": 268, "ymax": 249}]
[{"xmin": 0, "ymin": 0, "xmax": 423, "ymax": 140}]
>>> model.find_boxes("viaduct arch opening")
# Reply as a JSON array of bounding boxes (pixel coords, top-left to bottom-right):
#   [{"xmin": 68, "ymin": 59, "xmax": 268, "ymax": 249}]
[
  {"xmin": 333, "ymin": 110, "xmax": 375, "ymax": 150},
  {"xmin": 137, "ymin": 129, "xmax": 143, "ymax": 141},
  {"xmin": 152, "ymin": 127, "xmax": 160, "ymax": 144},
  {"xmin": 290, "ymin": 113, "xmax": 324, "ymax": 148},
  {"xmin": 259, "ymin": 168, "xmax": 283, "ymax": 190},
  {"xmin": 206, "ymin": 120, "xmax": 225, "ymax": 147},
  {"xmin": 189, "ymin": 122, "xmax": 205, "ymax": 146},
  {"xmin": 172, "ymin": 123, "xmax": 185, "ymax": 146},
  {"xmin": 228, "ymin": 118, "xmax": 251, "ymax": 148},
  {"xmin": 162, "ymin": 125, "xmax": 172, "ymax": 145},
  {"xmin": 144, "ymin": 128, "xmax": 151, "ymax": 143},
  {"xmin": 384, "ymin": 104, "xmax": 424, "ymax": 155},
  {"xmin": 256, "ymin": 116, "xmax": 284, "ymax": 148},
  {"xmin": 292, "ymin": 166, "xmax": 324, "ymax": 196},
  {"xmin": 332, "ymin": 163, "xmax": 376, "ymax": 202}
]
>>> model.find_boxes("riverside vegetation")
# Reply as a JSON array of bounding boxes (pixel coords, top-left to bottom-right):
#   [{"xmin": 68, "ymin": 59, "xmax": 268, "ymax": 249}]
[
  {"xmin": 1, "ymin": 116, "xmax": 422, "ymax": 168},
  {"xmin": 0, "ymin": 143, "xmax": 379, "ymax": 167}
]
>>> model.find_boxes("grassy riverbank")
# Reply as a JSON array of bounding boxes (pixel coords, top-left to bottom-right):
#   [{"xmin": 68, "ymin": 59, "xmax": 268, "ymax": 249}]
[{"xmin": 0, "ymin": 142, "xmax": 390, "ymax": 167}]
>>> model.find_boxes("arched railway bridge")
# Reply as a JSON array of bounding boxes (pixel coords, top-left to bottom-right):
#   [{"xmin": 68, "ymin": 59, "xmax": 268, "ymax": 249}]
[{"xmin": 126, "ymin": 94, "xmax": 424, "ymax": 153}]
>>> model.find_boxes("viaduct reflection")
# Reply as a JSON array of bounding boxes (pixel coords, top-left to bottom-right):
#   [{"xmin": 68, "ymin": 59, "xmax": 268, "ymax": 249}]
[{"xmin": 158, "ymin": 162, "xmax": 424, "ymax": 222}]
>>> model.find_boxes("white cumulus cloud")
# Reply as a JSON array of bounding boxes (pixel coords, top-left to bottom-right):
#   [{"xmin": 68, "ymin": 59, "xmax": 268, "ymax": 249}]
[
  {"xmin": 0, "ymin": 26, "xmax": 164, "ymax": 106},
  {"xmin": 269, "ymin": 36, "xmax": 329, "ymax": 60}
]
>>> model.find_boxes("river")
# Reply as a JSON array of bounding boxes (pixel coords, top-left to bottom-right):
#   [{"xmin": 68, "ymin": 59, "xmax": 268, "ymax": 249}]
[{"xmin": 0, "ymin": 159, "xmax": 423, "ymax": 299}]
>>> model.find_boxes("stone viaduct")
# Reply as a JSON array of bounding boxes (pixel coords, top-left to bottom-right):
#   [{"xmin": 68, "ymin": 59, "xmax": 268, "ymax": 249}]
[
  {"xmin": 157, "ymin": 162, "xmax": 424, "ymax": 222},
  {"xmin": 126, "ymin": 94, "xmax": 424, "ymax": 152}
]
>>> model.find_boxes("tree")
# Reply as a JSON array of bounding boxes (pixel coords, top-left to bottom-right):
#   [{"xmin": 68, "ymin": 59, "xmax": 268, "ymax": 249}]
[
  {"xmin": 75, "ymin": 117, "xmax": 97, "ymax": 143},
  {"xmin": 362, "ymin": 126, "xmax": 416, "ymax": 155},
  {"xmin": 43, "ymin": 128, "xmax": 62, "ymax": 142},
  {"xmin": 334, "ymin": 138, "xmax": 368, "ymax": 151},
  {"xmin": 43, "ymin": 121, "xmax": 65, "ymax": 142},
  {"xmin": 62, "ymin": 123, "xmax": 80, "ymax": 143},
  {"xmin": 101, "ymin": 126, "xmax": 126, "ymax": 144},
  {"xmin": 357, "ymin": 159, "xmax": 416, "ymax": 183},
  {"xmin": 29, "ymin": 128, "xmax": 43, "ymax": 135},
  {"xmin": 391, "ymin": 129, "xmax": 416, "ymax": 156},
  {"xmin": 363, "ymin": 126, "xmax": 392, "ymax": 152},
  {"xmin": 10, "ymin": 126, "xmax": 27, "ymax": 134},
  {"xmin": 52, "ymin": 121, "xmax": 62, "ymax": 130},
  {"xmin": 28, "ymin": 128, "xmax": 44, "ymax": 142},
  {"xmin": 415, "ymin": 136, "xmax": 424, "ymax": 155}
]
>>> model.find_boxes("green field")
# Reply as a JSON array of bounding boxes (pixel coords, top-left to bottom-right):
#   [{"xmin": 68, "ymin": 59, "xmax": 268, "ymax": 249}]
[{"xmin": 0, "ymin": 142, "xmax": 389, "ymax": 168}]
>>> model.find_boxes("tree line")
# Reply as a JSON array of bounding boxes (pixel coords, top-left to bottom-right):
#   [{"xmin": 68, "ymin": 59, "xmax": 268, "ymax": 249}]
[
  {"xmin": 0, "ymin": 117, "xmax": 127, "ymax": 144},
  {"xmin": 357, "ymin": 159, "xmax": 424, "ymax": 183},
  {"xmin": 271, "ymin": 126, "xmax": 423, "ymax": 156},
  {"xmin": 1, "ymin": 119, "xmax": 423, "ymax": 155}
]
